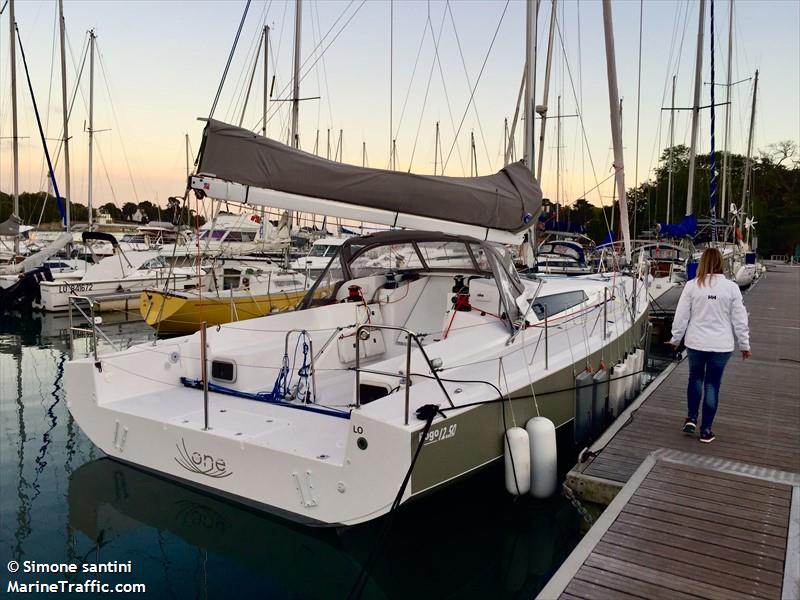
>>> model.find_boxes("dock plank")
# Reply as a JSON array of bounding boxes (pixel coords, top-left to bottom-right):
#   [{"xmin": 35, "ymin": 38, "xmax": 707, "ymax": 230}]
[{"xmin": 540, "ymin": 268, "xmax": 800, "ymax": 600}]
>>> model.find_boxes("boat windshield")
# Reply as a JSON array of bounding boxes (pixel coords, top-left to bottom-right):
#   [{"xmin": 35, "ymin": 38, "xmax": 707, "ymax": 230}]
[
  {"xmin": 121, "ymin": 234, "xmax": 146, "ymax": 244},
  {"xmin": 539, "ymin": 243, "xmax": 581, "ymax": 260},
  {"xmin": 199, "ymin": 230, "xmax": 228, "ymax": 241},
  {"xmin": 308, "ymin": 244, "xmax": 338, "ymax": 257},
  {"xmin": 300, "ymin": 237, "xmax": 522, "ymax": 322},
  {"xmin": 139, "ymin": 256, "xmax": 168, "ymax": 270}
]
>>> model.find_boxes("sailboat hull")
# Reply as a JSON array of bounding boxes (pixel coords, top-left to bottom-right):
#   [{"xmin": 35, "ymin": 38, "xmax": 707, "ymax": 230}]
[{"xmin": 65, "ymin": 306, "xmax": 649, "ymax": 527}]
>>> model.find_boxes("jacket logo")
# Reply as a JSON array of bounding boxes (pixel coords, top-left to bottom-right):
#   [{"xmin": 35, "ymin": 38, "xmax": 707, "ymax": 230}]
[
  {"xmin": 707, "ymin": 295, "xmax": 717, "ymax": 300},
  {"xmin": 174, "ymin": 438, "xmax": 232, "ymax": 478}
]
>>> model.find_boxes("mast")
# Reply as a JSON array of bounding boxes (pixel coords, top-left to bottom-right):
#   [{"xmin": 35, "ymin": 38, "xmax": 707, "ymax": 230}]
[
  {"xmin": 505, "ymin": 70, "xmax": 525, "ymax": 166},
  {"xmin": 523, "ymin": 0, "xmax": 539, "ymax": 176},
  {"xmin": 185, "ymin": 133, "xmax": 190, "ymax": 178},
  {"xmin": 290, "ymin": 1, "xmax": 301, "ymax": 149},
  {"xmin": 259, "ymin": 25, "xmax": 270, "ymax": 237},
  {"xmin": 555, "ymin": 95, "xmax": 561, "ymax": 222},
  {"xmin": 708, "ymin": 0, "xmax": 718, "ymax": 243},
  {"xmin": 434, "ymin": 121, "xmax": 440, "ymax": 175},
  {"xmin": 720, "ymin": 0, "xmax": 733, "ymax": 220},
  {"xmin": 685, "ymin": 0, "xmax": 705, "ymax": 217},
  {"xmin": 535, "ymin": 0, "xmax": 557, "ymax": 183},
  {"xmin": 739, "ymin": 70, "xmax": 758, "ymax": 225},
  {"xmin": 666, "ymin": 75, "xmax": 676, "ymax": 224},
  {"xmin": 88, "ymin": 29, "xmax": 96, "ymax": 230},
  {"xmin": 523, "ymin": 0, "xmax": 539, "ymax": 268},
  {"xmin": 58, "ymin": 0, "xmax": 71, "ymax": 232},
  {"xmin": 285, "ymin": 0, "xmax": 301, "ymax": 268},
  {"xmin": 9, "ymin": 0, "xmax": 19, "ymax": 254},
  {"xmin": 503, "ymin": 118, "xmax": 508, "ymax": 167},
  {"xmin": 262, "ymin": 25, "xmax": 269, "ymax": 137},
  {"xmin": 601, "ymin": 0, "xmax": 631, "ymax": 263}
]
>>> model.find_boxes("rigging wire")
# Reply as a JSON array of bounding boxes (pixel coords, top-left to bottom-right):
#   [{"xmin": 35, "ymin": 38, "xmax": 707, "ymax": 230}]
[
  {"xmin": 313, "ymin": 0, "xmax": 336, "ymax": 134},
  {"xmin": 441, "ymin": 0, "xmax": 509, "ymax": 173},
  {"xmin": 251, "ymin": 0, "xmax": 365, "ymax": 134},
  {"xmin": 310, "ymin": 2, "xmax": 323, "ymax": 134},
  {"xmin": 268, "ymin": 0, "xmax": 290, "ymax": 139},
  {"xmin": 35, "ymin": 2, "xmax": 60, "ymax": 227},
  {"xmin": 14, "ymin": 23, "xmax": 65, "ymax": 224},
  {"xmin": 407, "ymin": 1, "xmax": 463, "ymax": 174},
  {"xmin": 391, "ymin": 15, "xmax": 429, "ymax": 147},
  {"xmin": 208, "ymin": 0, "xmax": 252, "ymax": 122},
  {"xmin": 226, "ymin": 0, "xmax": 271, "ymax": 125},
  {"xmin": 445, "ymin": 0, "xmax": 493, "ymax": 171},
  {"xmin": 95, "ymin": 39, "xmax": 144, "ymax": 203},
  {"xmin": 633, "ymin": 0, "xmax": 643, "ymax": 235},
  {"xmin": 553, "ymin": 19, "xmax": 616, "ymax": 248}
]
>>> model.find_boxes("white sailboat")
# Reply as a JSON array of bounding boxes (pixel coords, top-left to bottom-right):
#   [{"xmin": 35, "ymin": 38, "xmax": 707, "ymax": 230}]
[{"xmin": 65, "ymin": 0, "xmax": 649, "ymax": 526}]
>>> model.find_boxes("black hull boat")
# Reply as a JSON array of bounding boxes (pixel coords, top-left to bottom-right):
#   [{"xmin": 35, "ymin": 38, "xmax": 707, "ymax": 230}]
[{"xmin": 0, "ymin": 266, "xmax": 53, "ymax": 312}]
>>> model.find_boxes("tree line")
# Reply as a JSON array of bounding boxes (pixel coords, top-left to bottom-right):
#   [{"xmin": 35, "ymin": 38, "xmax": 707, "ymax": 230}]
[
  {"xmin": 544, "ymin": 141, "xmax": 799, "ymax": 257},
  {"xmin": 0, "ymin": 194, "xmax": 205, "ymax": 228},
  {"xmin": 1, "ymin": 141, "xmax": 797, "ymax": 256}
]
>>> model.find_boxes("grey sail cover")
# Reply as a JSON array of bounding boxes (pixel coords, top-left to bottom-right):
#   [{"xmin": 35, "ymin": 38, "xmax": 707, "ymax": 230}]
[
  {"xmin": 0, "ymin": 214, "xmax": 22, "ymax": 236},
  {"xmin": 197, "ymin": 120, "xmax": 542, "ymax": 234}
]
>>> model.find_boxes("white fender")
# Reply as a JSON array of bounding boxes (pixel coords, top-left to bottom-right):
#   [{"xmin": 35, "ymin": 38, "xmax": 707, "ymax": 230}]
[
  {"xmin": 624, "ymin": 353, "xmax": 635, "ymax": 401},
  {"xmin": 526, "ymin": 417, "xmax": 557, "ymax": 498},
  {"xmin": 504, "ymin": 427, "xmax": 531, "ymax": 495},
  {"xmin": 610, "ymin": 362, "xmax": 627, "ymax": 417},
  {"xmin": 634, "ymin": 348, "xmax": 645, "ymax": 392}
]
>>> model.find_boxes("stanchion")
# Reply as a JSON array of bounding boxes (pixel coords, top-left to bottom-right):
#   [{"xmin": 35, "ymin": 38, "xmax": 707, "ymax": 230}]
[{"xmin": 201, "ymin": 321, "xmax": 210, "ymax": 430}]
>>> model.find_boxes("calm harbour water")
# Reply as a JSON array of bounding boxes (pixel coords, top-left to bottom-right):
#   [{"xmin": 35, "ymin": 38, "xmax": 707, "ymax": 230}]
[{"xmin": 0, "ymin": 311, "xmax": 584, "ymax": 599}]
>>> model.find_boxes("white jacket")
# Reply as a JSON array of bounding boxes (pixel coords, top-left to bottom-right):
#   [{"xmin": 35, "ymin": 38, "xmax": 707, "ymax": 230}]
[{"xmin": 670, "ymin": 274, "xmax": 750, "ymax": 352}]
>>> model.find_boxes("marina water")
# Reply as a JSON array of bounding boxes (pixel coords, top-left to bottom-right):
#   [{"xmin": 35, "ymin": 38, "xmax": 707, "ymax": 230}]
[{"xmin": 0, "ymin": 313, "xmax": 595, "ymax": 598}]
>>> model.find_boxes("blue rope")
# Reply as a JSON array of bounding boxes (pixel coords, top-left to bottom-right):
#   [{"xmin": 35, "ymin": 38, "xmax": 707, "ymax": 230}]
[
  {"xmin": 15, "ymin": 24, "xmax": 66, "ymax": 227},
  {"xmin": 179, "ymin": 377, "xmax": 349, "ymax": 419}
]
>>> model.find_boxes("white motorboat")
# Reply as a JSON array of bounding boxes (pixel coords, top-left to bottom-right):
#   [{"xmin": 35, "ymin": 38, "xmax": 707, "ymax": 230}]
[
  {"xmin": 534, "ymin": 237, "xmax": 595, "ymax": 275},
  {"xmin": 39, "ymin": 232, "xmax": 198, "ymax": 312},
  {"xmin": 290, "ymin": 236, "xmax": 348, "ymax": 278}
]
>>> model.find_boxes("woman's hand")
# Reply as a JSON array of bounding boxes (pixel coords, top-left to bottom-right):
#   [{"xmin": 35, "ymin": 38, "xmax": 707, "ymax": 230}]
[{"xmin": 741, "ymin": 350, "xmax": 752, "ymax": 360}]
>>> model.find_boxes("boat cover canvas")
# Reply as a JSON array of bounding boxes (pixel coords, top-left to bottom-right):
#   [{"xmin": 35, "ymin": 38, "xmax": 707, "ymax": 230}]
[
  {"xmin": 196, "ymin": 120, "xmax": 542, "ymax": 234},
  {"xmin": 0, "ymin": 214, "xmax": 22, "ymax": 236},
  {"xmin": 0, "ymin": 232, "xmax": 73, "ymax": 275}
]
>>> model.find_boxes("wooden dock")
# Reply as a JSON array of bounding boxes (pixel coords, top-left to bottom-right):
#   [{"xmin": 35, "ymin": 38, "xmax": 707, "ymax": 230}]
[{"xmin": 539, "ymin": 266, "xmax": 800, "ymax": 600}]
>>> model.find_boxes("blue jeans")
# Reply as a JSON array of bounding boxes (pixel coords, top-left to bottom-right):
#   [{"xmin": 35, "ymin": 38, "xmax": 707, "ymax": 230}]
[{"xmin": 686, "ymin": 349, "xmax": 732, "ymax": 433}]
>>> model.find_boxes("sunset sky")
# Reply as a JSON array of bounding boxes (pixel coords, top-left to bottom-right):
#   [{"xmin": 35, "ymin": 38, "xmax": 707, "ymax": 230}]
[{"xmin": 0, "ymin": 0, "xmax": 797, "ymax": 219}]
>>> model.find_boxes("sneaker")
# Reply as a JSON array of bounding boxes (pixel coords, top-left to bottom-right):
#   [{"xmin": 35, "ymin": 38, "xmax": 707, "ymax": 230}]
[
  {"xmin": 682, "ymin": 418, "xmax": 697, "ymax": 434},
  {"xmin": 700, "ymin": 430, "xmax": 716, "ymax": 443}
]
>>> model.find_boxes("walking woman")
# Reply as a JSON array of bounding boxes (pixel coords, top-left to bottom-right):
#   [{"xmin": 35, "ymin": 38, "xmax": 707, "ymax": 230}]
[{"xmin": 669, "ymin": 248, "xmax": 751, "ymax": 443}]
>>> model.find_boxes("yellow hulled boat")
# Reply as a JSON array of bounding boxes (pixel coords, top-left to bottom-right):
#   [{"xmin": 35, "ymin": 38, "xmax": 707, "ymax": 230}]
[{"xmin": 140, "ymin": 287, "xmax": 308, "ymax": 334}]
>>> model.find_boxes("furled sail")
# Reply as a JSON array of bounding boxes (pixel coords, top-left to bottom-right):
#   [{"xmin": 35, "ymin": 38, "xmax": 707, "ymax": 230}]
[
  {"xmin": 192, "ymin": 120, "xmax": 542, "ymax": 243},
  {"xmin": 0, "ymin": 232, "xmax": 72, "ymax": 275}
]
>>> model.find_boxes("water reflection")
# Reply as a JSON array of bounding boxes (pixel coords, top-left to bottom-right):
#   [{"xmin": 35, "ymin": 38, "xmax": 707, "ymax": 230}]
[
  {"xmin": 68, "ymin": 458, "xmax": 579, "ymax": 599},
  {"xmin": 1, "ymin": 313, "xmax": 581, "ymax": 599}
]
